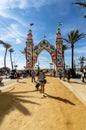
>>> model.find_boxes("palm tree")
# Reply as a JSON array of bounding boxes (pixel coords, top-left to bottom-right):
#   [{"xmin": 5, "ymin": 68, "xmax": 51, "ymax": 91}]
[
  {"xmin": 72, "ymin": 2, "xmax": 86, "ymax": 18},
  {"xmin": 0, "ymin": 40, "xmax": 5, "ymax": 45},
  {"xmin": 9, "ymin": 48, "xmax": 14, "ymax": 70},
  {"xmin": 78, "ymin": 56, "xmax": 86, "ymax": 69},
  {"xmin": 3, "ymin": 43, "xmax": 11, "ymax": 68},
  {"xmin": 63, "ymin": 29, "xmax": 85, "ymax": 70}
]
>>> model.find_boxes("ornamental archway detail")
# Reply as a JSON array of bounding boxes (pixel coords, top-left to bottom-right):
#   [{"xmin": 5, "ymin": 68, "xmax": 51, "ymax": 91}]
[
  {"xmin": 33, "ymin": 40, "xmax": 56, "ymax": 66},
  {"xmin": 26, "ymin": 28, "xmax": 64, "ymax": 71}
]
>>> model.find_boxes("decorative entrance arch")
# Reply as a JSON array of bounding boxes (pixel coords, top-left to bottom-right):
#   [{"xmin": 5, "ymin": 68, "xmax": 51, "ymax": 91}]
[
  {"xmin": 34, "ymin": 40, "xmax": 56, "ymax": 66},
  {"xmin": 26, "ymin": 28, "xmax": 64, "ymax": 71}
]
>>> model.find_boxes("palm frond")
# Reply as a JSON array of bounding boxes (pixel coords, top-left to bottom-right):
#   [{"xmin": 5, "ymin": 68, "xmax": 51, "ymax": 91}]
[
  {"xmin": 3, "ymin": 43, "xmax": 11, "ymax": 49},
  {"xmin": 84, "ymin": 14, "xmax": 86, "ymax": 18},
  {"xmin": 72, "ymin": 2, "xmax": 86, "ymax": 7},
  {"xmin": 9, "ymin": 48, "xmax": 14, "ymax": 53},
  {"xmin": 62, "ymin": 38, "xmax": 69, "ymax": 43},
  {"xmin": 0, "ymin": 40, "xmax": 5, "ymax": 44}
]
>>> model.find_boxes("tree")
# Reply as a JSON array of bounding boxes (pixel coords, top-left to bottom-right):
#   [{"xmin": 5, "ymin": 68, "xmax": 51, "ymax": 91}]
[
  {"xmin": 3, "ymin": 43, "xmax": 11, "ymax": 68},
  {"xmin": 78, "ymin": 56, "xmax": 86, "ymax": 69},
  {"xmin": 9, "ymin": 48, "xmax": 14, "ymax": 70},
  {"xmin": 63, "ymin": 29, "xmax": 85, "ymax": 70},
  {"xmin": 0, "ymin": 40, "xmax": 5, "ymax": 45},
  {"xmin": 72, "ymin": 2, "xmax": 86, "ymax": 18}
]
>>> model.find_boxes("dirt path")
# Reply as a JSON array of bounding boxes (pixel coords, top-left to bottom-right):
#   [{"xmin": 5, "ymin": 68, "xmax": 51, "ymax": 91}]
[{"xmin": 0, "ymin": 76, "xmax": 86, "ymax": 130}]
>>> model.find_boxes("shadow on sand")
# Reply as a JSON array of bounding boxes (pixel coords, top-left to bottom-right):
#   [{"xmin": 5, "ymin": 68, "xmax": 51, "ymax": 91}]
[
  {"xmin": 18, "ymin": 81, "xmax": 27, "ymax": 84},
  {"xmin": 44, "ymin": 93, "xmax": 75, "ymax": 105},
  {"xmin": 0, "ymin": 89, "xmax": 40, "ymax": 124}
]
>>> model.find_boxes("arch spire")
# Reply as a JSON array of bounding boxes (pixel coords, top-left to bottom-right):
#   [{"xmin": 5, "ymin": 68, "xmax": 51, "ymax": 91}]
[
  {"xmin": 26, "ymin": 27, "xmax": 34, "ymax": 69},
  {"xmin": 55, "ymin": 22, "xmax": 64, "ymax": 71}
]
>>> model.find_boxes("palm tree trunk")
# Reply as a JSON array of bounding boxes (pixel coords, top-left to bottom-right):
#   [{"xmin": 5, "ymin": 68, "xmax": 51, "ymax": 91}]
[
  {"xmin": 71, "ymin": 44, "xmax": 74, "ymax": 70},
  {"xmin": 4, "ymin": 49, "xmax": 7, "ymax": 68},
  {"xmin": 63, "ymin": 56, "xmax": 65, "ymax": 70},
  {"xmin": 10, "ymin": 52, "xmax": 13, "ymax": 70},
  {"xmin": 71, "ymin": 44, "xmax": 76, "ymax": 78},
  {"xmin": 62, "ymin": 51, "xmax": 65, "ymax": 69}
]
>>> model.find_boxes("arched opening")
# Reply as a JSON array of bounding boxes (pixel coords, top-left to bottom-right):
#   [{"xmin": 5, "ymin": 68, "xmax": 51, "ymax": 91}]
[{"xmin": 34, "ymin": 50, "xmax": 55, "ymax": 70}]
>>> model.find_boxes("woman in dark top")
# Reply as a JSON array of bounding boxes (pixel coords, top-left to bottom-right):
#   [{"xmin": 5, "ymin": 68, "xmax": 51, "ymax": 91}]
[{"xmin": 38, "ymin": 70, "xmax": 46, "ymax": 93}]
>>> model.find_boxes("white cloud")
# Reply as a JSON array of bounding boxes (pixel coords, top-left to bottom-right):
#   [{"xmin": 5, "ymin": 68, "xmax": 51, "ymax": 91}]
[
  {"xmin": 0, "ymin": 47, "xmax": 5, "ymax": 51},
  {"xmin": 0, "ymin": 0, "xmax": 68, "ymax": 10},
  {"xmin": 0, "ymin": 8, "xmax": 27, "ymax": 25},
  {"xmin": 0, "ymin": 56, "xmax": 4, "ymax": 61},
  {"xmin": 0, "ymin": 0, "xmax": 70, "ymax": 25},
  {"xmin": 0, "ymin": 23, "xmax": 25, "ymax": 44},
  {"xmin": 0, "ymin": 0, "xmax": 26, "ymax": 9},
  {"xmin": 16, "ymin": 38, "xmax": 21, "ymax": 44},
  {"xmin": 65, "ymin": 47, "xmax": 86, "ymax": 55},
  {"xmin": 0, "ymin": 55, "xmax": 11, "ymax": 68},
  {"xmin": 0, "ymin": 8, "xmax": 10, "ymax": 18},
  {"xmin": 24, "ymin": 0, "xmax": 69, "ymax": 10},
  {"xmin": 0, "ymin": 0, "xmax": 9, "ymax": 10},
  {"xmin": 75, "ymin": 47, "xmax": 86, "ymax": 54}
]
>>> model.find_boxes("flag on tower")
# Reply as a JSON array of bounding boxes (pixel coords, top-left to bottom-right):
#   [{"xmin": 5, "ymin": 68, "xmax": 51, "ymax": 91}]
[{"xmin": 30, "ymin": 23, "xmax": 34, "ymax": 26}]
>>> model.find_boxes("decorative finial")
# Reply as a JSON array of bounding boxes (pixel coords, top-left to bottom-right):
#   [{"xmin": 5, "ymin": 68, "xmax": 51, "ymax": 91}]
[
  {"xmin": 58, "ymin": 22, "xmax": 62, "ymax": 27},
  {"xmin": 57, "ymin": 22, "xmax": 62, "ymax": 31},
  {"xmin": 43, "ymin": 34, "xmax": 46, "ymax": 39},
  {"xmin": 29, "ymin": 29, "xmax": 32, "ymax": 32}
]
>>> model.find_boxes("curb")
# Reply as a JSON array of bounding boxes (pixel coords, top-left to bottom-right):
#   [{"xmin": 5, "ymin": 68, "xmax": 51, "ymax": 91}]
[
  {"xmin": 0, "ymin": 82, "xmax": 17, "ymax": 91},
  {"xmin": 59, "ymin": 79, "xmax": 86, "ymax": 106}
]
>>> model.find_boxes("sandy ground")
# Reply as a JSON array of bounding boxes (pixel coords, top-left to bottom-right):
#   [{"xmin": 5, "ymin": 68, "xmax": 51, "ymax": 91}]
[{"xmin": 0, "ymin": 76, "xmax": 86, "ymax": 130}]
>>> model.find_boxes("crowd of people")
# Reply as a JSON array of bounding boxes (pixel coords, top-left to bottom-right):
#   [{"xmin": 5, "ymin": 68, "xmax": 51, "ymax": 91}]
[
  {"xmin": 0, "ymin": 68, "xmax": 86, "ymax": 92},
  {"xmin": 58, "ymin": 69, "xmax": 71, "ymax": 82},
  {"xmin": 81, "ymin": 69, "xmax": 86, "ymax": 82}
]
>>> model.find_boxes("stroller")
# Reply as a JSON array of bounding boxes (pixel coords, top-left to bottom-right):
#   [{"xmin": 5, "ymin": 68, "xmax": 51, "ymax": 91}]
[{"xmin": 35, "ymin": 82, "xmax": 40, "ymax": 90}]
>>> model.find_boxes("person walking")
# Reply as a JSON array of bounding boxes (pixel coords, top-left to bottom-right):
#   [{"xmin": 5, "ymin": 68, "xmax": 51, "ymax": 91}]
[
  {"xmin": 62, "ymin": 69, "xmax": 66, "ymax": 81},
  {"xmin": 16, "ymin": 71, "xmax": 20, "ymax": 82},
  {"xmin": 58, "ymin": 69, "xmax": 62, "ymax": 80},
  {"xmin": 31, "ymin": 70, "xmax": 36, "ymax": 83},
  {"xmin": 53, "ymin": 69, "xmax": 56, "ymax": 77},
  {"xmin": 38, "ymin": 70, "xmax": 46, "ymax": 93},
  {"xmin": 67, "ymin": 69, "xmax": 71, "ymax": 82},
  {"xmin": 81, "ymin": 70, "xmax": 85, "ymax": 82}
]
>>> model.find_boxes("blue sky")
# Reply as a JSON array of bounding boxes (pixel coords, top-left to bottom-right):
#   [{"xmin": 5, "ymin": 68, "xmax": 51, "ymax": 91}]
[{"xmin": 0, "ymin": 0, "xmax": 86, "ymax": 70}]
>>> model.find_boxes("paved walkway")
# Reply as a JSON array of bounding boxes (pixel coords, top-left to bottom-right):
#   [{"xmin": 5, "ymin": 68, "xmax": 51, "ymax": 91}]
[
  {"xmin": 59, "ymin": 78, "xmax": 86, "ymax": 106},
  {"xmin": 0, "ymin": 78, "xmax": 17, "ymax": 91}
]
